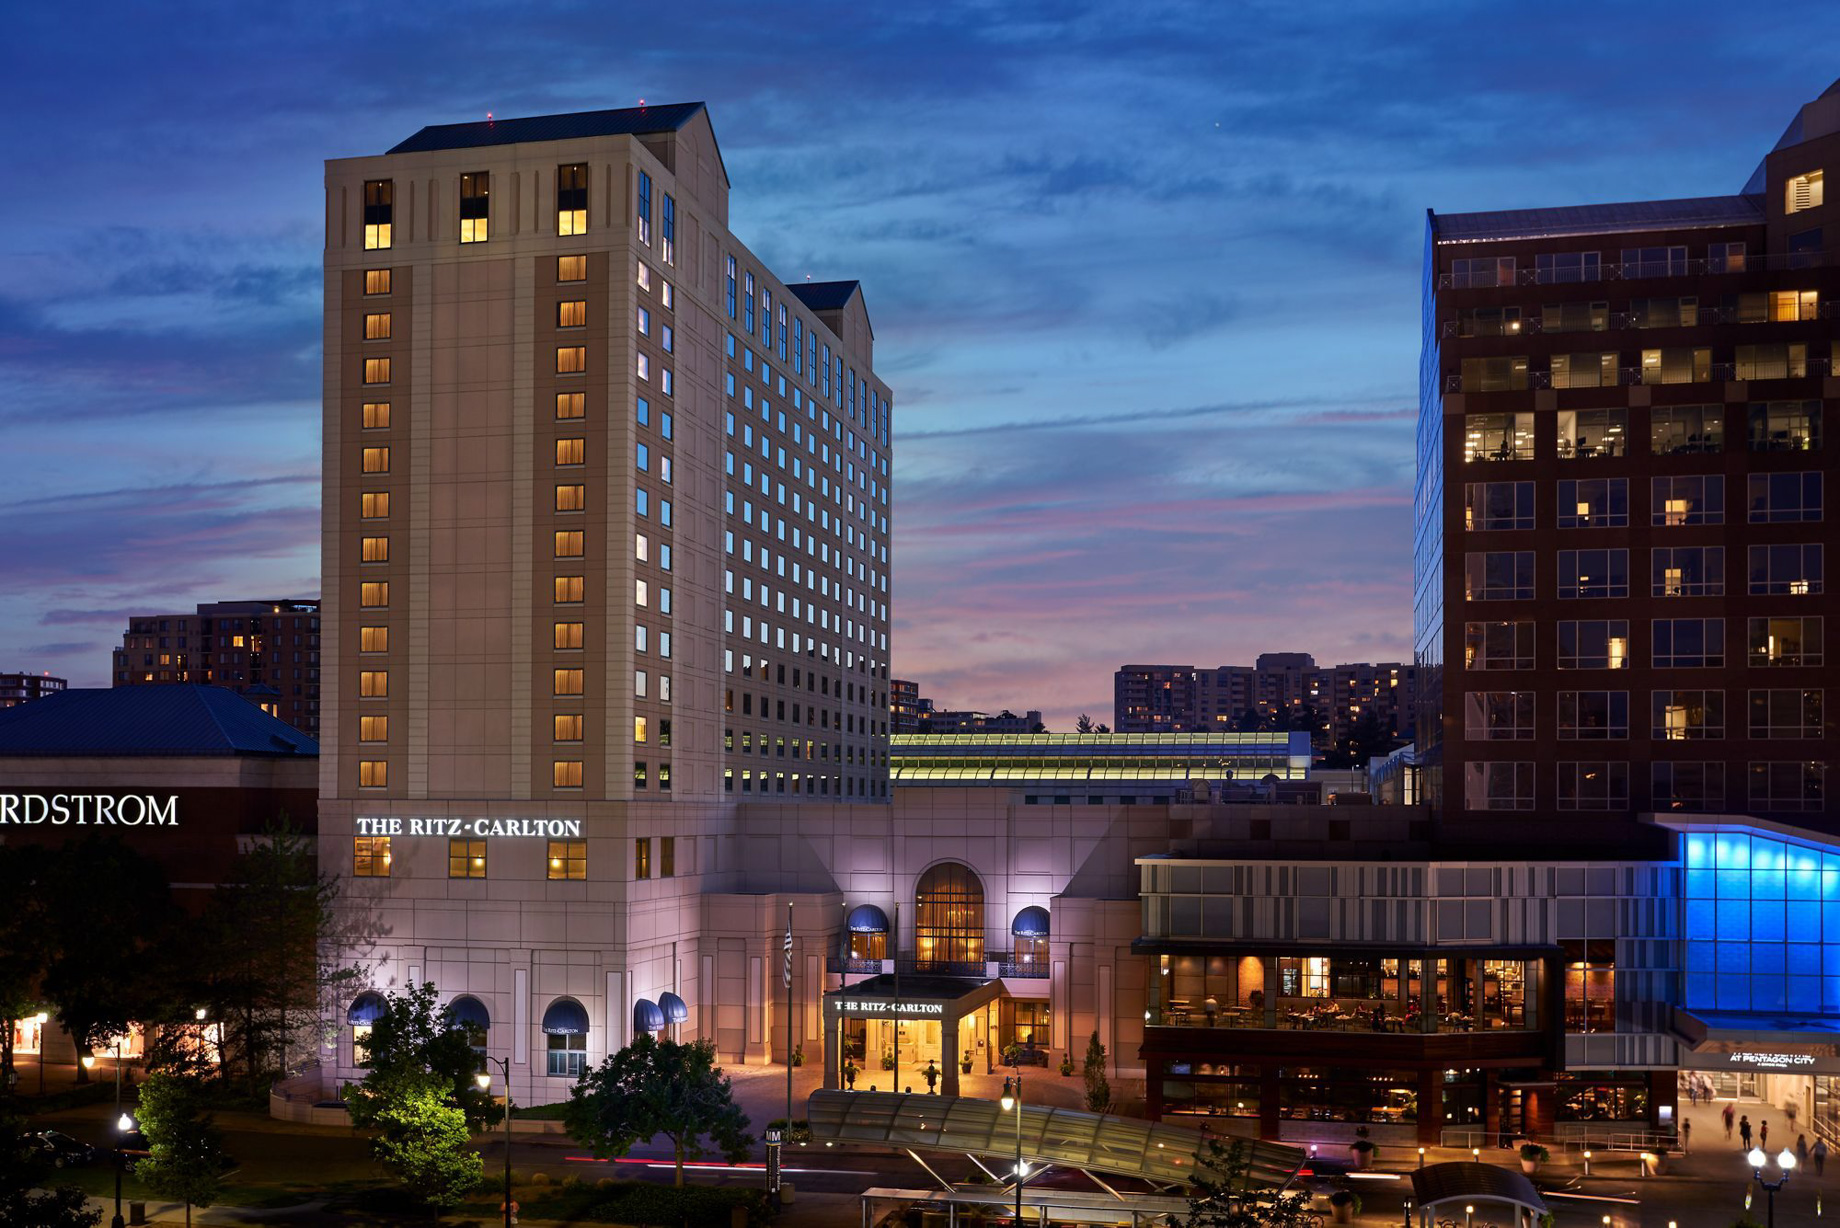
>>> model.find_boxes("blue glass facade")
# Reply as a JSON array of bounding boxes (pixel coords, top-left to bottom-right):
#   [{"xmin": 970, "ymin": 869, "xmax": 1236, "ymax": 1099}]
[
  {"xmin": 1682, "ymin": 827, "xmax": 1840, "ymax": 1015},
  {"xmin": 1412, "ymin": 216, "xmax": 1445, "ymax": 808}
]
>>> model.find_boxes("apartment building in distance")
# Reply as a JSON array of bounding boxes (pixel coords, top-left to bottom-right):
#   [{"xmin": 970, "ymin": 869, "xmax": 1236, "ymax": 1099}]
[
  {"xmin": 318, "ymin": 103, "xmax": 892, "ymax": 1102},
  {"xmin": 111, "ymin": 599, "xmax": 321, "ymax": 735},
  {"xmin": 0, "ymin": 671, "xmax": 67, "ymax": 709},
  {"xmin": 889, "ymin": 676, "xmax": 930, "ymax": 733},
  {"xmin": 1418, "ymin": 78, "xmax": 1840, "ymax": 844},
  {"xmin": 1114, "ymin": 655, "xmax": 1415, "ymax": 746}
]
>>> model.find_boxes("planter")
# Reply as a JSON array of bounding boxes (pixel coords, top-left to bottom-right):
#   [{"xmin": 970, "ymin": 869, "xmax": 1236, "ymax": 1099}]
[
  {"xmin": 1330, "ymin": 1201, "xmax": 1356, "ymax": 1224},
  {"xmin": 1349, "ymin": 1146, "xmax": 1373, "ymax": 1170},
  {"xmin": 1520, "ymin": 1158, "xmax": 1540, "ymax": 1176}
]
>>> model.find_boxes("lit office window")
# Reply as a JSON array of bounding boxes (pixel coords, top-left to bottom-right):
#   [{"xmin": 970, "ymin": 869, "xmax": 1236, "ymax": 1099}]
[
  {"xmin": 460, "ymin": 171, "xmax": 489, "ymax": 242},
  {"xmin": 557, "ymin": 163, "xmax": 588, "ymax": 235}
]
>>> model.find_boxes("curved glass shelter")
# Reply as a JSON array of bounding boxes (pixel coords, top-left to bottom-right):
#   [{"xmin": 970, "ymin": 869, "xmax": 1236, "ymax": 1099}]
[{"xmin": 889, "ymin": 731, "xmax": 1310, "ymax": 787}]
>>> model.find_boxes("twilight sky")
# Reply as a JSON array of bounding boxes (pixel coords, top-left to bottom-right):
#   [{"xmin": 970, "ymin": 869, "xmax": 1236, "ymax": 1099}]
[{"xmin": 0, "ymin": 2, "xmax": 1832, "ymax": 731}]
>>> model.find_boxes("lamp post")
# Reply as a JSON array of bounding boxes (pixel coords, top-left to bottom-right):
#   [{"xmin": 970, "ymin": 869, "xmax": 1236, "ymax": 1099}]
[
  {"xmin": 33, "ymin": 1012, "xmax": 48, "ymax": 1095},
  {"xmin": 84, "ymin": 1039, "xmax": 129, "ymax": 1228},
  {"xmin": 477, "ymin": 1058, "xmax": 515, "ymax": 1228},
  {"xmin": 1001, "ymin": 1068, "xmax": 1026, "ymax": 1224},
  {"xmin": 1750, "ymin": 1146, "xmax": 1797, "ymax": 1228}
]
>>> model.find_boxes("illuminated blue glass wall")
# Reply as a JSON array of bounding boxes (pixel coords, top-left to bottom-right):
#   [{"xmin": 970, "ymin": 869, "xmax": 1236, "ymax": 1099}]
[{"xmin": 1683, "ymin": 829, "xmax": 1840, "ymax": 1013}]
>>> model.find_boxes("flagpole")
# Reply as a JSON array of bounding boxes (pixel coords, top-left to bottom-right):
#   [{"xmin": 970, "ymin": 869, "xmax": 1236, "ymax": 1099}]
[{"xmin": 786, "ymin": 900, "xmax": 794, "ymax": 1130}]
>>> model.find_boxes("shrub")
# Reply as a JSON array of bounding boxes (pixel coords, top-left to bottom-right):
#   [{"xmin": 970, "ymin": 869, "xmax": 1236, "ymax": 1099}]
[
  {"xmin": 1329, "ymin": 1190, "xmax": 1362, "ymax": 1214},
  {"xmin": 1519, "ymin": 1143, "xmax": 1549, "ymax": 1162}
]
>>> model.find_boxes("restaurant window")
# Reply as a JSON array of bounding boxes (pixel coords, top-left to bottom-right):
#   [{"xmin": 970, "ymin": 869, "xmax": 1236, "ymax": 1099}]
[
  {"xmin": 547, "ymin": 840, "xmax": 587, "ymax": 881},
  {"xmin": 353, "ymin": 835, "xmax": 392, "ymax": 877},
  {"xmin": 1557, "ymin": 1075, "xmax": 1649, "ymax": 1122},
  {"xmin": 1651, "ymin": 405, "xmax": 1722, "ymax": 455},
  {"xmin": 1652, "ymin": 546, "xmax": 1723, "ymax": 597},
  {"xmin": 1750, "ymin": 402, "xmax": 1821, "ymax": 452},
  {"xmin": 1463, "ymin": 412, "xmax": 1534, "ymax": 462},
  {"xmin": 1652, "ymin": 690, "xmax": 1724, "ymax": 740},
  {"xmin": 1556, "ymin": 408, "xmax": 1627, "ymax": 457},
  {"xmin": 459, "ymin": 171, "xmax": 489, "ymax": 242},
  {"xmin": 557, "ymin": 163, "xmax": 588, "ymax": 235},
  {"xmin": 362, "ymin": 180, "xmax": 393, "ymax": 250},
  {"xmin": 448, "ymin": 838, "xmax": 486, "ymax": 879}
]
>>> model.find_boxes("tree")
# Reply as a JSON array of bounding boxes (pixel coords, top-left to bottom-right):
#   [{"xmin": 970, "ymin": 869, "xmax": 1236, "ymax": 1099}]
[
  {"xmin": 0, "ymin": 847, "xmax": 51, "ymax": 1090},
  {"xmin": 565, "ymin": 1034, "xmax": 752, "ymax": 1186},
  {"xmin": 369, "ymin": 1083, "xmax": 482, "ymax": 1210},
  {"xmin": 0, "ymin": 1109, "xmax": 100, "ymax": 1228},
  {"xmin": 1186, "ymin": 1136, "xmax": 1315, "ymax": 1228},
  {"xmin": 1095, "ymin": 723, "xmax": 1111, "ymax": 733},
  {"xmin": 1322, "ymin": 708, "xmax": 1404, "ymax": 771},
  {"xmin": 134, "ymin": 1073, "xmax": 225, "ymax": 1228},
  {"xmin": 1075, "ymin": 713, "xmax": 1095, "ymax": 733},
  {"xmin": 1081, "ymin": 1031, "xmax": 1110, "ymax": 1113},
  {"xmin": 201, "ymin": 817, "xmax": 368, "ymax": 1096},
  {"xmin": 343, "ymin": 983, "xmax": 500, "ymax": 1134}
]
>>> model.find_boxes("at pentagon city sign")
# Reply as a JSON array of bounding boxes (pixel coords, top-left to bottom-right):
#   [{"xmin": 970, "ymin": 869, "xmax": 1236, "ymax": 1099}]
[{"xmin": 0, "ymin": 794, "xmax": 179, "ymax": 825}]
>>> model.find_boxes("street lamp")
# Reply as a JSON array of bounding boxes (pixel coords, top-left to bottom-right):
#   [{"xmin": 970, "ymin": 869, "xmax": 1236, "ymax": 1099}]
[
  {"xmin": 85, "ymin": 1039, "xmax": 130, "ymax": 1228},
  {"xmin": 1749, "ymin": 1146, "xmax": 1797, "ymax": 1228},
  {"xmin": 478, "ymin": 1056, "xmax": 515, "ymax": 1228},
  {"xmin": 1001, "ymin": 1073, "xmax": 1027, "ymax": 1225},
  {"xmin": 33, "ymin": 1013, "xmax": 49, "ymax": 1095}
]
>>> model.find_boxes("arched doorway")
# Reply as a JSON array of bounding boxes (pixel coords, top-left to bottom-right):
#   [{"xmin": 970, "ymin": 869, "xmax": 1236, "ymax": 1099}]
[{"xmin": 915, "ymin": 862, "xmax": 985, "ymax": 971}]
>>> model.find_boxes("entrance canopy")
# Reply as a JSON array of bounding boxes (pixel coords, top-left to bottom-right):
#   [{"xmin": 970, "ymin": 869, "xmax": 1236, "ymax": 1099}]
[
  {"xmin": 809, "ymin": 1090, "xmax": 1305, "ymax": 1189},
  {"xmin": 848, "ymin": 904, "xmax": 891, "ymax": 934},
  {"xmin": 1409, "ymin": 1163, "xmax": 1545, "ymax": 1227},
  {"xmin": 826, "ymin": 973, "xmax": 1004, "ymax": 1021}
]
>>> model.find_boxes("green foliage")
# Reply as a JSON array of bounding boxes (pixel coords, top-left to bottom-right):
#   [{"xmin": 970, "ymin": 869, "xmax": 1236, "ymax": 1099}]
[
  {"xmin": 0, "ymin": 847, "xmax": 52, "ymax": 1090},
  {"xmin": 1082, "ymin": 1031, "xmax": 1110, "ymax": 1112},
  {"xmin": 765, "ymin": 1117, "xmax": 812, "ymax": 1144},
  {"xmin": 343, "ymin": 982, "xmax": 500, "ymax": 1133},
  {"xmin": 1519, "ymin": 1142, "xmax": 1549, "ymax": 1162},
  {"xmin": 134, "ymin": 1074, "xmax": 226, "ymax": 1228},
  {"xmin": 368, "ymin": 1081, "xmax": 482, "ymax": 1210},
  {"xmin": 1186, "ymin": 1136, "xmax": 1316, "ymax": 1228},
  {"xmin": 564, "ymin": 1034, "xmax": 752, "ymax": 1186},
  {"xmin": 0, "ymin": 1109, "xmax": 100, "ymax": 1228},
  {"xmin": 1329, "ymin": 1190, "xmax": 1362, "ymax": 1214}
]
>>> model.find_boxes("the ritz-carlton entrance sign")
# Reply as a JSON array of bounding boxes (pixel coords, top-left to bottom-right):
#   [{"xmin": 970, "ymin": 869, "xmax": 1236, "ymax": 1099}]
[{"xmin": 354, "ymin": 817, "xmax": 584, "ymax": 839}]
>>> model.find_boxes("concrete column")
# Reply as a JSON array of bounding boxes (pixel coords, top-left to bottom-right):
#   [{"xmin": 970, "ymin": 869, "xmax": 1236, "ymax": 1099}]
[
  {"xmin": 942, "ymin": 1016, "xmax": 961, "ymax": 1098},
  {"xmin": 823, "ymin": 1008, "xmax": 840, "ymax": 1090},
  {"xmin": 1259, "ymin": 1065, "xmax": 1282, "ymax": 1140},
  {"xmin": 1484, "ymin": 1069, "xmax": 1501, "ymax": 1142},
  {"xmin": 1262, "ymin": 958, "xmax": 1280, "ymax": 1028},
  {"xmin": 1418, "ymin": 1068, "xmax": 1443, "ymax": 1146}
]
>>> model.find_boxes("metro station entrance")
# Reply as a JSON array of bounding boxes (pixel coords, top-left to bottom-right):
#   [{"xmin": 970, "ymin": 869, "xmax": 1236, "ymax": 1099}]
[{"xmin": 825, "ymin": 974, "xmax": 1005, "ymax": 1098}]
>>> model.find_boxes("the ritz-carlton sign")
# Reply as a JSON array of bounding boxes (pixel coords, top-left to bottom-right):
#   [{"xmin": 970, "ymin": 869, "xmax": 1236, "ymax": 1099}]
[
  {"xmin": 0, "ymin": 794, "xmax": 178, "ymax": 825},
  {"xmin": 355, "ymin": 817, "xmax": 584, "ymax": 839}
]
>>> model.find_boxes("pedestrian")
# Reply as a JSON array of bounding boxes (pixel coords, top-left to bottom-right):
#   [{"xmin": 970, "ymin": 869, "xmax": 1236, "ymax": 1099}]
[
  {"xmin": 1788, "ymin": 1101, "xmax": 1800, "ymax": 1130},
  {"xmin": 905, "ymin": 1085, "xmax": 913, "ymax": 1094},
  {"xmin": 1799, "ymin": 1133, "xmax": 1810, "ymax": 1170},
  {"xmin": 924, "ymin": 1060, "xmax": 939, "ymax": 1094},
  {"xmin": 844, "ymin": 1060, "xmax": 857, "ymax": 1091},
  {"xmin": 1761, "ymin": 1119, "xmax": 1770, "ymax": 1151},
  {"xmin": 1681, "ymin": 1118, "xmax": 1691, "ymax": 1154},
  {"xmin": 1740, "ymin": 1115, "xmax": 1753, "ymax": 1150},
  {"xmin": 1724, "ymin": 1103, "xmax": 1736, "ymax": 1140},
  {"xmin": 1813, "ymin": 1136, "xmax": 1827, "ymax": 1175},
  {"xmin": 1688, "ymin": 1082, "xmax": 1698, "ymax": 1106}
]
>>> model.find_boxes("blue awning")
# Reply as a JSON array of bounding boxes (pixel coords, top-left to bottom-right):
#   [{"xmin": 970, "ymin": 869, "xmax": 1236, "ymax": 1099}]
[
  {"xmin": 347, "ymin": 990, "xmax": 386, "ymax": 1026},
  {"xmin": 542, "ymin": 997, "xmax": 590, "ymax": 1036},
  {"xmin": 660, "ymin": 991, "xmax": 688, "ymax": 1023},
  {"xmin": 848, "ymin": 903, "xmax": 890, "ymax": 934},
  {"xmin": 1012, "ymin": 906, "xmax": 1051, "ymax": 939},
  {"xmin": 446, "ymin": 995, "xmax": 490, "ymax": 1032},
  {"xmin": 633, "ymin": 998, "xmax": 666, "ymax": 1033}
]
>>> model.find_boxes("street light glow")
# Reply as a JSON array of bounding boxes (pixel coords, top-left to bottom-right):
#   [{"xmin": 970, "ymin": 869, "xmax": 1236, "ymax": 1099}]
[
  {"xmin": 476, "ymin": 1071, "xmax": 493, "ymax": 1089},
  {"xmin": 1751, "ymin": 1147, "xmax": 1768, "ymax": 1168}
]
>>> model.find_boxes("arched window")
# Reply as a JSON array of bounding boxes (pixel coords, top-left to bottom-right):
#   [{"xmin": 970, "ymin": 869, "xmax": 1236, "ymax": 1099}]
[
  {"xmin": 915, "ymin": 862, "xmax": 985, "ymax": 970},
  {"xmin": 446, "ymin": 996, "xmax": 490, "ymax": 1063},
  {"xmin": 1012, "ymin": 906, "xmax": 1050, "ymax": 965},
  {"xmin": 847, "ymin": 903, "xmax": 890, "ymax": 961},
  {"xmin": 542, "ymin": 998, "xmax": 590, "ymax": 1077}
]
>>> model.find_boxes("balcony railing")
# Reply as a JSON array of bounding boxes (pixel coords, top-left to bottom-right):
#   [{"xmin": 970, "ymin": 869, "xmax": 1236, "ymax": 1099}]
[
  {"xmin": 1447, "ymin": 359, "xmax": 1827, "ymax": 394},
  {"xmin": 825, "ymin": 956, "xmax": 885, "ymax": 976},
  {"xmin": 1438, "ymin": 250, "xmax": 1830, "ymax": 290},
  {"xmin": 1146, "ymin": 998, "xmax": 1534, "ymax": 1034},
  {"xmin": 826, "ymin": 952, "xmax": 1053, "ymax": 980}
]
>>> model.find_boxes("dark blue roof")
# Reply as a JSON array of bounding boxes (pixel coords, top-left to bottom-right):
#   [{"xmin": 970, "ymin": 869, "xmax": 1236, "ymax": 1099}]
[
  {"xmin": 389, "ymin": 102, "xmax": 708, "ymax": 155},
  {"xmin": 1432, "ymin": 195, "xmax": 1763, "ymax": 244},
  {"xmin": 632, "ymin": 998, "xmax": 666, "ymax": 1034},
  {"xmin": 1012, "ymin": 906, "xmax": 1051, "ymax": 938},
  {"xmin": 848, "ymin": 903, "xmax": 890, "ymax": 934},
  {"xmin": 543, "ymin": 997, "xmax": 591, "ymax": 1036},
  {"xmin": 789, "ymin": 280, "xmax": 861, "ymax": 313},
  {"xmin": 659, "ymin": 992, "xmax": 688, "ymax": 1023},
  {"xmin": 0, "ymin": 686, "xmax": 318, "ymax": 758}
]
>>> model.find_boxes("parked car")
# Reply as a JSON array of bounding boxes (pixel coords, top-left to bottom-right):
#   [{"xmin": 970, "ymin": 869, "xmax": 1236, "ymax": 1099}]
[{"xmin": 32, "ymin": 1130, "xmax": 98, "ymax": 1168}]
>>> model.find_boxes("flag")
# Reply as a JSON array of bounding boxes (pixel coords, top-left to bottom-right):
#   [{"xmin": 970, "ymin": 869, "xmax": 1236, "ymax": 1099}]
[{"xmin": 784, "ymin": 912, "xmax": 794, "ymax": 989}]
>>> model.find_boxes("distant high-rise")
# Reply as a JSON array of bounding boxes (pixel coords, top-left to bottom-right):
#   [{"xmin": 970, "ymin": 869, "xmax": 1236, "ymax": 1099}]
[
  {"xmin": 1419, "ymin": 79, "xmax": 1840, "ymax": 841},
  {"xmin": 0, "ymin": 671, "xmax": 67, "ymax": 709},
  {"xmin": 1113, "ymin": 656, "xmax": 1414, "ymax": 746},
  {"xmin": 111, "ymin": 599, "xmax": 319, "ymax": 734}
]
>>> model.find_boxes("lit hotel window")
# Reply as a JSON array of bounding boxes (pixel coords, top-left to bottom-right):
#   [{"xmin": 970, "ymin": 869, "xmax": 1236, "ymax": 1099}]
[
  {"xmin": 559, "ymin": 300, "xmax": 586, "ymax": 328},
  {"xmin": 557, "ymin": 163, "xmax": 588, "ymax": 235},
  {"xmin": 359, "ymin": 670, "xmax": 388, "ymax": 698},
  {"xmin": 364, "ymin": 269, "xmax": 392, "ymax": 296},
  {"xmin": 363, "ymin": 313, "xmax": 391, "ymax": 341},
  {"xmin": 554, "ymin": 575, "xmax": 585, "ymax": 603},
  {"xmin": 361, "ymin": 536, "xmax": 389, "ymax": 563},
  {"xmin": 363, "ymin": 358, "xmax": 391, "ymax": 385},
  {"xmin": 556, "ymin": 392, "xmax": 585, "ymax": 420},
  {"xmin": 635, "ymin": 837, "xmax": 651, "ymax": 878},
  {"xmin": 460, "ymin": 171, "xmax": 489, "ymax": 243},
  {"xmin": 359, "ymin": 582, "xmax": 389, "ymax": 608},
  {"xmin": 557, "ymin": 255, "xmax": 586, "ymax": 283},
  {"xmin": 449, "ymin": 838, "xmax": 487, "ymax": 878},
  {"xmin": 556, "ymin": 484, "xmax": 586, "ymax": 512},
  {"xmin": 553, "ymin": 760, "xmax": 584, "ymax": 789},
  {"xmin": 352, "ymin": 835, "xmax": 391, "ymax": 877},
  {"xmin": 359, "ymin": 760, "xmax": 388, "ymax": 788},
  {"xmin": 360, "ymin": 626, "xmax": 389, "ymax": 653},
  {"xmin": 554, "ymin": 530, "xmax": 584, "ymax": 558},
  {"xmin": 556, "ymin": 346, "xmax": 586, "ymax": 375},
  {"xmin": 635, "ymin": 715, "xmax": 648, "ymax": 743},
  {"xmin": 362, "ymin": 402, "xmax": 390, "ymax": 429},
  {"xmin": 553, "ymin": 668, "xmax": 584, "ymax": 696},
  {"xmin": 553, "ymin": 621, "xmax": 584, "ymax": 650},
  {"xmin": 361, "ymin": 492, "xmax": 390, "ymax": 519},
  {"xmin": 362, "ymin": 180, "xmax": 393, "ymax": 250},
  {"xmin": 554, "ymin": 714, "xmax": 583, "ymax": 742},
  {"xmin": 359, "ymin": 715, "xmax": 389, "ymax": 741},
  {"xmin": 361, "ymin": 447, "xmax": 390, "ymax": 474},
  {"xmin": 556, "ymin": 438, "xmax": 585, "ymax": 466},
  {"xmin": 547, "ymin": 840, "xmax": 587, "ymax": 880}
]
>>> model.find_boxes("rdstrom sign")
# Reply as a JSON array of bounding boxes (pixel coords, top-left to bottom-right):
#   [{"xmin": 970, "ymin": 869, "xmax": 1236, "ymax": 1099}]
[
  {"xmin": 355, "ymin": 817, "xmax": 584, "ymax": 839},
  {"xmin": 0, "ymin": 794, "xmax": 178, "ymax": 826}
]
